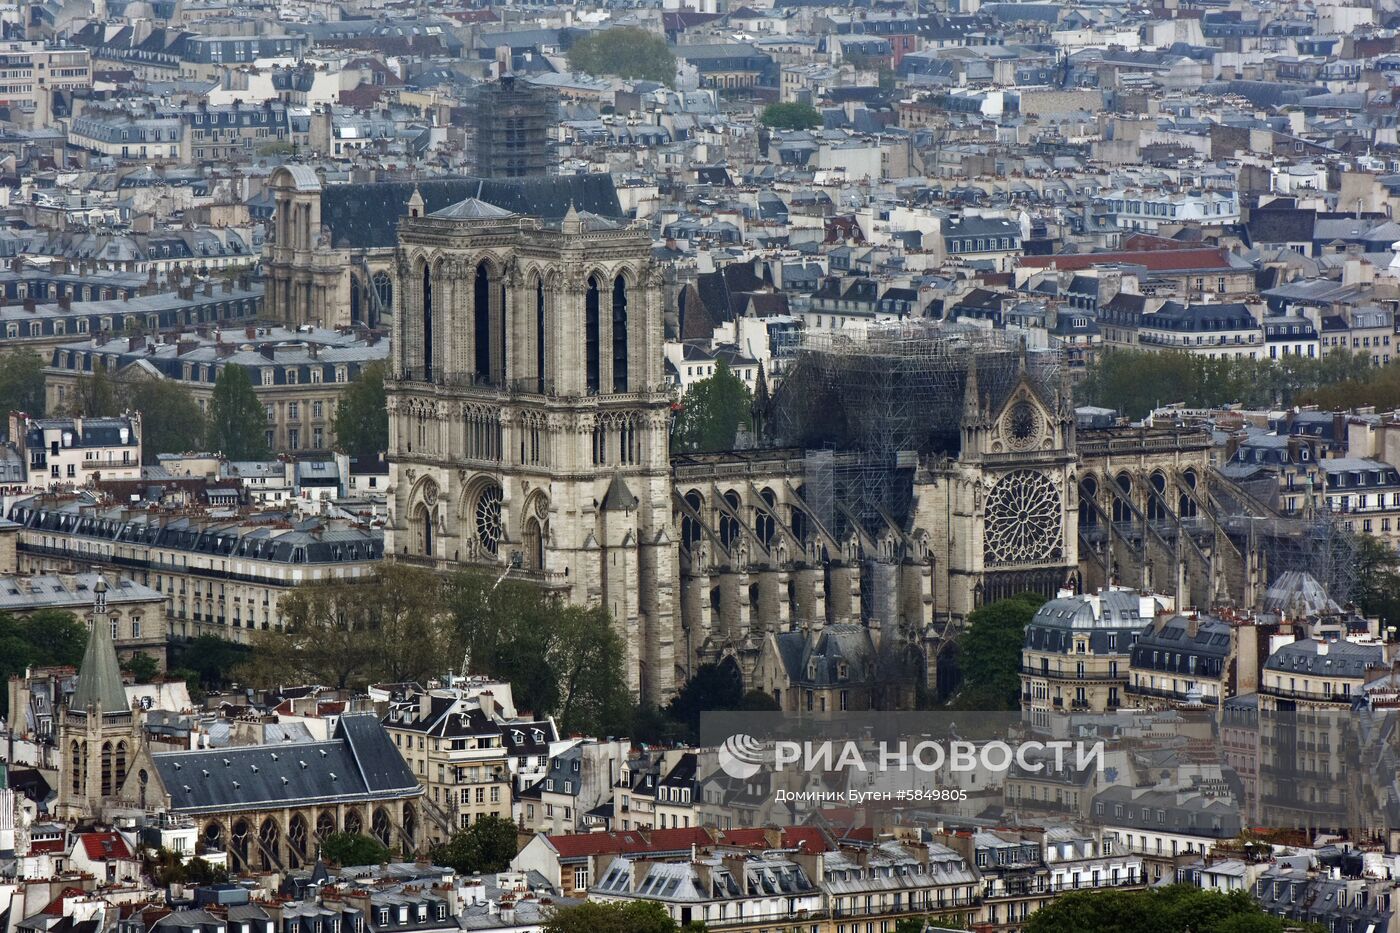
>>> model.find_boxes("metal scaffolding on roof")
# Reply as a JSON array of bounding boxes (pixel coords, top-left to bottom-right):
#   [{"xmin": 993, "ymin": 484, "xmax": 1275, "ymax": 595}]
[{"xmin": 770, "ymin": 319, "xmax": 1063, "ymax": 548}]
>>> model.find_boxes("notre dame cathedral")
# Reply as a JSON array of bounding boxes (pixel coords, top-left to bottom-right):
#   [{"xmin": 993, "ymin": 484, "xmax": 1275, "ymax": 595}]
[{"xmin": 272, "ymin": 169, "xmax": 1231, "ymax": 707}]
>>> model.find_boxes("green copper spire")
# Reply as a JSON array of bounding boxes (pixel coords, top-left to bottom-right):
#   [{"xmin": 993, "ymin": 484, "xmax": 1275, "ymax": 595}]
[{"xmin": 69, "ymin": 577, "xmax": 128, "ymax": 715}]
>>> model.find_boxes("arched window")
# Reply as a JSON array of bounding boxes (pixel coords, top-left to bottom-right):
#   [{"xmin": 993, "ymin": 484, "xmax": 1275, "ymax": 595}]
[
  {"xmin": 421, "ymin": 263, "xmax": 434, "ymax": 381},
  {"xmin": 350, "ymin": 276, "xmax": 362, "ymax": 324},
  {"xmin": 372, "ymin": 271, "xmax": 393, "ymax": 313},
  {"xmin": 115, "ymin": 741, "xmax": 128, "ymax": 790},
  {"xmin": 474, "ymin": 263, "xmax": 491, "ymax": 380},
  {"xmin": 585, "ymin": 275, "xmax": 601, "ymax": 393},
  {"xmin": 412, "ymin": 503, "xmax": 432, "ymax": 557},
  {"xmin": 536, "ymin": 278, "xmax": 547, "ymax": 392},
  {"xmin": 612, "ymin": 275, "xmax": 628, "ymax": 392},
  {"xmin": 524, "ymin": 518, "xmax": 543, "ymax": 571}
]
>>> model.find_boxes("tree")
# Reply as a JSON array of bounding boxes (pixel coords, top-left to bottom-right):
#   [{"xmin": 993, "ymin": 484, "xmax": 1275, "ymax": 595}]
[
  {"xmin": 168, "ymin": 635, "xmax": 252, "ymax": 692},
  {"xmin": 1354, "ymin": 533, "xmax": 1400, "ymax": 632},
  {"xmin": 567, "ymin": 28, "xmax": 676, "ymax": 85},
  {"xmin": 896, "ymin": 918, "xmax": 966, "ymax": 933},
  {"xmin": 447, "ymin": 570, "xmax": 632, "ymax": 736},
  {"xmin": 0, "ymin": 609, "xmax": 87, "ymax": 715},
  {"xmin": 66, "ymin": 366, "xmax": 119, "ymax": 417},
  {"xmin": 206, "ymin": 365, "xmax": 268, "ymax": 459},
  {"xmin": 184, "ymin": 857, "xmax": 230, "ymax": 885},
  {"xmin": 321, "ymin": 832, "xmax": 390, "ymax": 867},
  {"xmin": 255, "ymin": 565, "xmax": 448, "ymax": 689},
  {"xmin": 760, "ymin": 102, "xmax": 823, "ymax": 131},
  {"xmin": 947, "ymin": 593, "xmax": 1045, "ymax": 710},
  {"xmin": 664, "ymin": 662, "xmax": 779, "ymax": 738},
  {"xmin": 0, "ymin": 349, "xmax": 47, "ymax": 417},
  {"xmin": 672, "ymin": 359, "xmax": 754, "ymax": 453},
  {"xmin": 427, "ymin": 815, "xmax": 519, "ymax": 874},
  {"xmin": 144, "ymin": 848, "xmax": 230, "ymax": 886},
  {"xmin": 543, "ymin": 901, "xmax": 706, "ymax": 933},
  {"xmin": 332, "ymin": 362, "xmax": 389, "ymax": 456},
  {"xmin": 1080, "ymin": 349, "xmax": 1376, "ymax": 420},
  {"xmin": 1024, "ymin": 885, "xmax": 1322, "ymax": 933},
  {"xmin": 122, "ymin": 377, "xmax": 206, "ymax": 462},
  {"xmin": 121, "ymin": 653, "xmax": 160, "ymax": 684}
]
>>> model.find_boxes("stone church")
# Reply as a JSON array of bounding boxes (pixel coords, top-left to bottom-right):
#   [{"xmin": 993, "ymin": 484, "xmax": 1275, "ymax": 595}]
[
  {"xmin": 375, "ymin": 176, "xmax": 1089, "ymax": 704},
  {"xmin": 269, "ymin": 172, "xmax": 1233, "ymax": 706}
]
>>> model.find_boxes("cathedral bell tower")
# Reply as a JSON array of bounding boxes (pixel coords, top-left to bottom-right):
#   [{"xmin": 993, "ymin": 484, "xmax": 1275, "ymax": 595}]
[
  {"xmin": 56, "ymin": 577, "xmax": 140, "ymax": 820},
  {"xmin": 384, "ymin": 196, "xmax": 677, "ymax": 702}
]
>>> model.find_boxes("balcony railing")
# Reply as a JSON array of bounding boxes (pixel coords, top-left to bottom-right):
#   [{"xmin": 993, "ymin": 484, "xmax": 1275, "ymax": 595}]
[
  {"xmin": 1258, "ymin": 683, "xmax": 1354, "ymax": 705},
  {"xmin": 1124, "ymin": 682, "xmax": 1220, "ymax": 706}
]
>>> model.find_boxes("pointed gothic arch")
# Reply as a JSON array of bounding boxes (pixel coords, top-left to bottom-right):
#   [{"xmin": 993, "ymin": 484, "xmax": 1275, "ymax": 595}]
[
  {"xmin": 474, "ymin": 261, "xmax": 492, "ymax": 381},
  {"xmin": 612, "ymin": 273, "xmax": 629, "ymax": 392},
  {"xmin": 420, "ymin": 260, "xmax": 434, "ymax": 381},
  {"xmin": 585, "ymin": 274, "xmax": 601, "ymax": 393}
]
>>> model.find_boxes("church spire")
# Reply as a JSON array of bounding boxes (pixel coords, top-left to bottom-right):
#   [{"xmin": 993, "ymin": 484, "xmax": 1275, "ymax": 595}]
[
  {"xmin": 70, "ymin": 577, "xmax": 128, "ymax": 715},
  {"xmin": 962, "ymin": 356, "xmax": 982, "ymax": 422}
]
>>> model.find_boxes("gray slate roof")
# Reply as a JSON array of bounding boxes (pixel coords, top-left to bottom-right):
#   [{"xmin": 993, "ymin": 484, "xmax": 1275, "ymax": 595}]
[{"xmin": 153, "ymin": 713, "xmax": 420, "ymax": 814}]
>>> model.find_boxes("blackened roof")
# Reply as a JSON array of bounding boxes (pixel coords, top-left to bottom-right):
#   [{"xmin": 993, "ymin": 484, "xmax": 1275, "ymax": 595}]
[{"xmin": 321, "ymin": 174, "xmax": 622, "ymax": 249}]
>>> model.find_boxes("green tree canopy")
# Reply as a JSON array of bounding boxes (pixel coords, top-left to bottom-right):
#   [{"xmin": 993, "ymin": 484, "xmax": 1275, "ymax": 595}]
[
  {"xmin": 321, "ymin": 832, "xmax": 390, "ymax": 867},
  {"xmin": 1080, "ymin": 349, "xmax": 1375, "ymax": 419},
  {"xmin": 206, "ymin": 365, "xmax": 269, "ymax": 460},
  {"xmin": 1354, "ymin": 533, "xmax": 1400, "ymax": 632},
  {"xmin": 121, "ymin": 653, "xmax": 160, "ymax": 684},
  {"xmin": 567, "ymin": 28, "xmax": 676, "ymax": 85},
  {"xmin": 665, "ymin": 662, "xmax": 780, "ymax": 738},
  {"xmin": 0, "ymin": 609, "xmax": 87, "ymax": 714},
  {"xmin": 122, "ymin": 377, "xmax": 207, "ymax": 462},
  {"xmin": 1024, "ymin": 885, "xmax": 1322, "ymax": 933},
  {"xmin": 254, "ymin": 564, "xmax": 448, "ymax": 689},
  {"xmin": 947, "ymin": 592, "xmax": 1045, "ymax": 710},
  {"xmin": 167, "ymin": 635, "xmax": 252, "ymax": 692},
  {"xmin": 427, "ymin": 815, "xmax": 519, "ymax": 875},
  {"xmin": 672, "ymin": 359, "xmax": 754, "ymax": 453},
  {"xmin": 66, "ymin": 365, "xmax": 120, "ymax": 417},
  {"xmin": 543, "ymin": 901, "xmax": 706, "ymax": 933},
  {"xmin": 760, "ymin": 102, "xmax": 823, "ymax": 130},
  {"xmin": 144, "ymin": 848, "xmax": 230, "ymax": 887},
  {"xmin": 447, "ymin": 570, "xmax": 632, "ymax": 736},
  {"xmin": 332, "ymin": 362, "xmax": 389, "ymax": 456},
  {"xmin": 0, "ymin": 349, "xmax": 47, "ymax": 417}
]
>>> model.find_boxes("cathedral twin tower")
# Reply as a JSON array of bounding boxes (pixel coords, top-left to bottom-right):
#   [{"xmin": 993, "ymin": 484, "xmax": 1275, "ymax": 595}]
[{"xmin": 384, "ymin": 193, "xmax": 678, "ymax": 701}]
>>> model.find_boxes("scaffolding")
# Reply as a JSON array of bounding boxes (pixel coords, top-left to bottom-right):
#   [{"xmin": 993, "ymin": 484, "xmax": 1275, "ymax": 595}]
[
  {"xmin": 461, "ymin": 77, "xmax": 557, "ymax": 179},
  {"xmin": 771, "ymin": 320, "xmax": 1063, "ymax": 545},
  {"xmin": 1211, "ymin": 475, "xmax": 1361, "ymax": 608}
]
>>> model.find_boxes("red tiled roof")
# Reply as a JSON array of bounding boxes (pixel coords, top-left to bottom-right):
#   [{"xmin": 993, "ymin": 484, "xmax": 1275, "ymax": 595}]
[
  {"xmin": 78, "ymin": 831, "xmax": 134, "ymax": 861},
  {"xmin": 1121, "ymin": 232, "xmax": 1197, "ymax": 251},
  {"xmin": 547, "ymin": 827, "xmax": 712, "ymax": 859},
  {"xmin": 29, "ymin": 837, "xmax": 66, "ymax": 853},
  {"xmin": 717, "ymin": 826, "xmax": 836, "ymax": 853},
  {"xmin": 1018, "ymin": 247, "xmax": 1233, "ymax": 273},
  {"xmin": 41, "ymin": 887, "xmax": 88, "ymax": 915}
]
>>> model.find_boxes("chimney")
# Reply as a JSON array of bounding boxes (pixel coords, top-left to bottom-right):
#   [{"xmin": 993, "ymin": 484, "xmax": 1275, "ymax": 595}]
[
  {"xmin": 57, "ymin": 294, "xmax": 71, "ymax": 311},
  {"xmin": 22, "ymin": 297, "xmax": 35, "ymax": 312},
  {"xmin": 203, "ymin": 281, "xmax": 213, "ymax": 297}
]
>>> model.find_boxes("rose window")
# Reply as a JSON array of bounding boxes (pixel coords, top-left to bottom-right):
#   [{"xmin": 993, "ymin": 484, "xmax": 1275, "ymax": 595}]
[
  {"xmin": 475, "ymin": 484, "xmax": 504, "ymax": 556},
  {"xmin": 983, "ymin": 470, "xmax": 1063, "ymax": 565},
  {"xmin": 1003, "ymin": 400, "xmax": 1042, "ymax": 452}
]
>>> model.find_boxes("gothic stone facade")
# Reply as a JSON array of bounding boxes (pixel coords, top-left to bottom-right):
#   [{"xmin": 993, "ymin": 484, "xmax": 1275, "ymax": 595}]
[
  {"xmin": 367, "ymin": 199, "xmax": 1248, "ymax": 704},
  {"xmin": 384, "ymin": 199, "xmax": 676, "ymax": 702}
]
